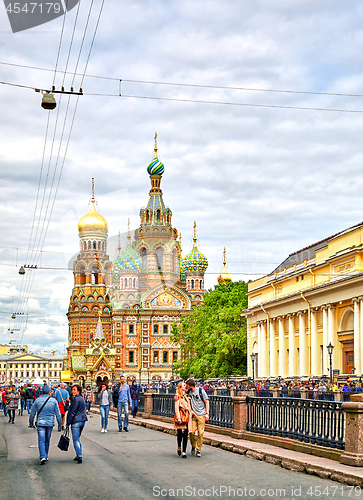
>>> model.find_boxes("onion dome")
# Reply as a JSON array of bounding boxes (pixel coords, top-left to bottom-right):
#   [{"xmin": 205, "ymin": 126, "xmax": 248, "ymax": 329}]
[
  {"xmin": 78, "ymin": 179, "xmax": 109, "ymax": 234},
  {"xmin": 147, "ymin": 132, "xmax": 164, "ymax": 176},
  {"xmin": 217, "ymin": 247, "xmax": 232, "ymax": 284},
  {"xmin": 114, "ymin": 222, "xmax": 141, "ymax": 272},
  {"xmin": 182, "ymin": 222, "xmax": 208, "ymax": 274}
]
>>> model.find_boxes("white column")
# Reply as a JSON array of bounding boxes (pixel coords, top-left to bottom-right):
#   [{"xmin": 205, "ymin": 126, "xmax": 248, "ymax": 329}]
[
  {"xmin": 288, "ymin": 315, "xmax": 296, "ymax": 376},
  {"xmin": 311, "ymin": 309, "xmax": 319, "ymax": 375},
  {"xmin": 278, "ymin": 317, "xmax": 286, "ymax": 378},
  {"xmin": 299, "ymin": 312, "xmax": 307, "ymax": 376},
  {"xmin": 322, "ymin": 306, "xmax": 328, "ymax": 375},
  {"xmin": 328, "ymin": 304, "xmax": 338, "ymax": 370},
  {"xmin": 259, "ymin": 321, "xmax": 267, "ymax": 377},
  {"xmin": 360, "ymin": 297, "xmax": 363, "ymax": 375},
  {"xmin": 257, "ymin": 322, "xmax": 262, "ymax": 378},
  {"xmin": 354, "ymin": 298, "xmax": 361, "ymax": 376},
  {"xmin": 270, "ymin": 320, "xmax": 277, "ymax": 377}
]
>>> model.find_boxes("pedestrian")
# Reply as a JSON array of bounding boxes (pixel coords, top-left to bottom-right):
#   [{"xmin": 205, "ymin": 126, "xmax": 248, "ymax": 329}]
[
  {"xmin": 130, "ymin": 380, "xmax": 140, "ymax": 418},
  {"xmin": 5, "ymin": 385, "xmax": 19, "ymax": 424},
  {"xmin": 66, "ymin": 384, "xmax": 88, "ymax": 463},
  {"xmin": 174, "ymin": 382, "xmax": 191, "ymax": 458},
  {"xmin": 19, "ymin": 385, "xmax": 26, "ymax": 415},
  {"xmin": 25, "ymin": 383, "xmax": 35, "ymax": 414},
  {"xmin": 112, "ymin": 375, "xmax": 132, "ymax": 432},
  {"xmin": 96, "ymin": 382, "xmax": 112, "ymax": 433},
  {"xmin": 185, "ymin": 378, "xmax": 209, "ymax": 458},
  {"xmin": 29, "ymin": 385, "xmax": 62, "ymax": 465},
  {"xmin": 83, "ymin": 386, "xmax": 93, "ymax": 414},
  {"xmin": 2, "ymin": 387, "xmax": 8, "ymax": 416},
  {"xmin": 53, "ymin": 383, "xmax": 70, "ymax": 430}
]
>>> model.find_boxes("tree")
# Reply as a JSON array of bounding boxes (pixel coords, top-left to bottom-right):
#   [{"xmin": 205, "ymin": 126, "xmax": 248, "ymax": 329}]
[{"xmin": 171, "ymin": 281, "xmax": 248, "ymax": 379}]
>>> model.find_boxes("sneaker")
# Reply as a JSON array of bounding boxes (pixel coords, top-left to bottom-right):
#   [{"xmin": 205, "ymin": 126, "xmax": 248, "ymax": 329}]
[
  {"xmin": 196, "ymin": 451, "xmax": 201, "ymax": 458},
  {"xmin": 123, "ymin": 428, "xmax": 128, "ymax": 432},
  {"xmin": 101, "ymin": 429, "xmax": 105, "ymax": 433},
  {"xmin": 77, "ymin": 457, "xmax": 82, "ymax": 464},
  {"xmin": 104, "ymin": 429, "xmax": 108, "ymax": 433},
  {"xmin": 118, "ymin": 428, "xmax": 122, "ymax": 432},
  {"xmin": 40, "ymin": 458, "xmax": 46, "ymax": 465},
  {"xmin": 11, "ymin": 421, "xmax": 15, "ymax": 424},
  {"xmin": 191, "ymin": 447, "xmax": 196, "ymax": 455}
]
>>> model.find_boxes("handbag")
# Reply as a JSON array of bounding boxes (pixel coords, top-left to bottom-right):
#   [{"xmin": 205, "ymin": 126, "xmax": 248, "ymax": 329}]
[
  {"xmin": 174, "ymin": 405, "xmax": 189, "ymax": 425},
  {"xmin": 57, "ymin": 427, "xmax": 70, "ymax": 451}
]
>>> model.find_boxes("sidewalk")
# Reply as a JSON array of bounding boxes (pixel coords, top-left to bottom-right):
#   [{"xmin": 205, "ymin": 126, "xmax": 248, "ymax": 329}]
[{"xmin": 90, "ymin": 408, "xmax": 363, "ymax": 486}]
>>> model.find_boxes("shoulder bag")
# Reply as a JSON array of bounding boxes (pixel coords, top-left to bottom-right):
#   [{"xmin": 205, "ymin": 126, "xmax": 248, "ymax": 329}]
[
  {"xmin": 174, "ymin": 398, "xmax": 189, "ymax": 424},
  {"xmin": 35, "ymin": 397, "xmax": 50, "ymax": 427},
  {"xmin": 57, "ymin": 427, "xmax": 70, "ymax": 451}
]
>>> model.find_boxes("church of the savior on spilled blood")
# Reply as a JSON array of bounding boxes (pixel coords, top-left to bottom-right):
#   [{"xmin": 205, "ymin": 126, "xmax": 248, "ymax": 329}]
[{"xmin": 64, "ymin": 135, "xmax": 230, "ymax": 387}]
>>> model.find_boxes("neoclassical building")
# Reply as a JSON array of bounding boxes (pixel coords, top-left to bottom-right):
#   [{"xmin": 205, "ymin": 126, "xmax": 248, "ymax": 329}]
[
  {"xmin": 243, "ymin": 221, "xmax": 363, "ymax": 379},
  {"xmin": 65, "ymin": 135, "xmax": 208, "ymax": 387}
]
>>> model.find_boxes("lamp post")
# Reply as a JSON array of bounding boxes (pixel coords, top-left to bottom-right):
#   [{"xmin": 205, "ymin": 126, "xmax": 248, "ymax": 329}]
[
  {"xmin": 327, "ymin": 342, "xmax": 334, "ymax": 384},
  {"xmin": 251, "ymin": 353, "xmax": 257, "ymax": 385}
]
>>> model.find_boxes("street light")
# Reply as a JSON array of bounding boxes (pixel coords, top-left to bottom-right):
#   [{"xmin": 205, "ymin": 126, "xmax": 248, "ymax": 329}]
[
  {"xmin": 251, "ymin": 353, "xmax": 257, "ymax": 384},
  {"xmin": 327, "ymin": 342, "xmax": 334, "ymax": 384}
]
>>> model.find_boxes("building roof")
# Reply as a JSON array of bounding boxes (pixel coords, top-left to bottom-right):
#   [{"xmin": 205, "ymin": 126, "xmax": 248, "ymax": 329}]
[{"xmin": 272, "ymin": 220, "xmax": 363, "ymax": 273}]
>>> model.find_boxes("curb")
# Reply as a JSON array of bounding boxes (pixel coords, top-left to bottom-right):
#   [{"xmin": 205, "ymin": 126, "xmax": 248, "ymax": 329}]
[{"xmin": 90, "ymin": 409, "xmax": 363, "ymax": 486}]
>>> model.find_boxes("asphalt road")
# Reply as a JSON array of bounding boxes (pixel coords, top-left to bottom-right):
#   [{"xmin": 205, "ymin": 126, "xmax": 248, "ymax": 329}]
[{"xmin": 0, "ymin": 411, "xmax": 361, "ymax": 500}]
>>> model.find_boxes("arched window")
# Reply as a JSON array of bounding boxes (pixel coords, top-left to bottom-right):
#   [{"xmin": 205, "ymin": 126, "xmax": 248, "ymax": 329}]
[
  {"xmin": 88, "ymin": 240, "xmax": 91, "ymax": 250},
  {"xmin": 93, "ymin": 241, "xmax": 96, "ymax": 250},
  {"xmin": 98, "ymin": 241, "xmax": 101, "ymax": 250},
  {"xmin": 142, "ymin": 248, "xmax": 147, "ymax": 272},
  {"xmin": 79, "ymin": 266, "xmax": 86, "ymax": 285},
  {"xmin": 172, "ymin": 249, "xmax": 176, "ymax": 273},
  {"xmin": 146, "ymin": 210, "xmax": 150, "ymax": 223},
  {"xmin": 156, "ymin": 248, "xmax": 163, "ymax": 271},
  {"xmin": 91, "ymin": 266, "xmax": 99, "ymax": 284},
  {"xmin": 191, "ymin": 279, "xmax": 194, "ymax": 290},
  {"xmin": 133, "ymin": 278, "xmax": 136, "ymax": 288},
  {"xmin": 156, "ymin": 209, "xmax": 161, "ymax": 222}
]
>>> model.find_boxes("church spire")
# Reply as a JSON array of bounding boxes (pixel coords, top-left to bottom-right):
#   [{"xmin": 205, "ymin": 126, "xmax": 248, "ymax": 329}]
[{"xmin": 154, "ymin": 132, "xmax": 158, "ymax": 159}]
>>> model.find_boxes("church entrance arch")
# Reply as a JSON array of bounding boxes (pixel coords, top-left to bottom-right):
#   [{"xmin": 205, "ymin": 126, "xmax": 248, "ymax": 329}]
[{"xmin": 95, "ymin": 372, "xmax": 109, "ymax": 388}]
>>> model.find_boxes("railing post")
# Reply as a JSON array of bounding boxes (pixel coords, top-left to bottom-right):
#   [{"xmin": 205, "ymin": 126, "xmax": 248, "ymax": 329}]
[
  {"xmin": 300, "ymin": 388, "xmax": 308, "ymax": 399},
  {"xmin": 340, "ymin": 394, "xmax": 363, "ymax": 466},
  {"xmin": 143, "ymin": 391, "xmax": 154, "ymax": 418},
  {"xmin": 335, "ymin": 390, "xmax": 342, "ymax": 402},
  {"xmin": 231, "ymin": 395, "xmax": 252, "ymax": 438},
  {"xmin": 272, "ymin": 388, "xmax": 280, "ymax": 398}
]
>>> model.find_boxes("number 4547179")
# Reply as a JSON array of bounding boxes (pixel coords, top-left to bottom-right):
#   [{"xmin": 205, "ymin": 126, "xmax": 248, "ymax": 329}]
[{"xmin": 6, "ymin": 3, "xmax": 62, "ymax": 14}]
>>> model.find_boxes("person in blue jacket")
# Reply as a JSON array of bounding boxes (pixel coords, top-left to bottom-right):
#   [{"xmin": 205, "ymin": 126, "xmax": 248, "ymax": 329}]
[
  {"xmin": 29, "ymin": 385, "xmax": 62, "ymax": 465},
  {"xmin": 66, "ymin": 384, "xmax": 88, "ymax": 463}
]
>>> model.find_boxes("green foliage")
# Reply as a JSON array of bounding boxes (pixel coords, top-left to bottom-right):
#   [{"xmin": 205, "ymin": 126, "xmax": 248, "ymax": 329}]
[{"xmin": 171, "ymin": 281, "xmax": 248, "ymax": 379}]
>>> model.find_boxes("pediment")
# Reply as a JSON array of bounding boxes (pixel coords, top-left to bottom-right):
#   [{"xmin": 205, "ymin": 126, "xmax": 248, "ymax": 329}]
[
  {"xmin": 142, "ymin": 285, "xmax": 191, "ymax": 310},
  {"xmin": 152, "ymin": 340, "xmax": 162, "ymax": 348},
  {"xmin": 126, "ymin": 340, "xmax": 138, "ymax": 348},
  {"xmin": 91, "ymin": 354, "xmax": 112, "ymax": 372}
]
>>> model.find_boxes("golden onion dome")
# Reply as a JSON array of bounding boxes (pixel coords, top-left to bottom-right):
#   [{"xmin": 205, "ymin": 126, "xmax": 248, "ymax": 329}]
[
  {"xmin": 217, "ymin": 247, "xmax": 232, "ymax": 285},
  {"xmin": 78, "ymin": 201, "xmax": 109, "ymax": 234}
]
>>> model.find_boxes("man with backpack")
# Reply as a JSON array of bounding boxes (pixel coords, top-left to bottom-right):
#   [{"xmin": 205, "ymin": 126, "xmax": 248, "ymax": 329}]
[
  {"xmin": 25, "ymin": 384, "xmax": 35, "ymax": 414},
  {"xmin": 185, "ymin": 379, "xmax": 209, "ymax": 458}
]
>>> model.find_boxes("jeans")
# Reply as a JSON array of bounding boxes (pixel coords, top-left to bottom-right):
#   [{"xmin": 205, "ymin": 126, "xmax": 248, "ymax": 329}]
[
  {"xmin": 8, "ymin": 409, "xmax": 15, "ymax": 422},
  {"xmin": 20, "ymin": 400, "xmax": 26, "ymax": 415},
  {"xmin": 131, "ymin": 399, "xmax": 138, "ymax": 417},
  {"xmin": 26, "ymin": 400, "xmax": 33, "ymax": 414},
  {"xmin": 85, "ymin": 401, "xmax": 91, "ymax": 412},
  {"xmin": 71, "ymin": 422, "xmax": 85, "ymax": 458},
  {"xmin": 117, "ymin": 401, "xmax": 129, "ymax": 429},
  {"xmin": 37, "ymin": 426, "xmax": 53, "ymax": 460},
  {"xmin": 99, "ymin": 405, "xmax": 110, "ymax": 429}
]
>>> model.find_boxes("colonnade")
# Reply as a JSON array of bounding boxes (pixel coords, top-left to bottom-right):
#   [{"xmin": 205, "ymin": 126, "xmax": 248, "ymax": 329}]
[{"xmin": 252, "ymin": 296, "xmax": 363, "ymax": 378}]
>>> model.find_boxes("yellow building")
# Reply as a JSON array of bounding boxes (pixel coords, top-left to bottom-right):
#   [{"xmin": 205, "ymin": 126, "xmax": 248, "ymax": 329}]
[
  {"xmin": 243, "ymin": 221, "xmax": 363, "ymax": 378},
  {"xmin": 0, "ymin": 352, "xmax": 64, "ymax": 386}
]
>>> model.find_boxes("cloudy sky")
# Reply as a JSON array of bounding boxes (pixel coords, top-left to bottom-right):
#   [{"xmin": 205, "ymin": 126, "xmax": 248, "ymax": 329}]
[{"xmin": 0, "ymin": 1, "xmax": 363, "ymax": 354}]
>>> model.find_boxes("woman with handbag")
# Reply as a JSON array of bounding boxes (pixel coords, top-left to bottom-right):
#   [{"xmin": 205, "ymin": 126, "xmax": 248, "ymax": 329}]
[
  {"xmin": 96, "ymin": 382, "xmax": 112, "ymax": 433},
  {"xmin": 66, "ymin": 385, "xmax": 88, "ymax": 463},
  {"xmin": 174, "ymin": 382, "xmax": 191, "ymax": 458}
]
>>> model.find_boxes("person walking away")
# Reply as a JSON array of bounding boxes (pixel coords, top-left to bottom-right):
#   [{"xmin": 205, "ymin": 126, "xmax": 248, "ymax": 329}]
[
  {"xmin": 5, "ymin": 385, "xmax": 19, "ymax": 423},
  {"xmin": 19, "ymin": 385, "xmax": 26, "ymax": 415},
  {"xmin": 29, "ymin": 385, "xmax": 62, "ymax": 465},
  {"xmin": 53, "ymin": 383, "xmax": 70, "ymax": 430},
  {"xmin": 66, "ymin": 384, "xmax": 88, "ymax": 463},
  {"xmin": 84, "ymin": 386, "xmax": 93, "ymax": 415},
  {"xmin": 185, "ymin": 379, "xmax": 209, "ymax": 458},
  {"xmin": 96, "ymin": 383, "xmax": 112, "ymax": 432},
  {"xmin": 130, "ymin": 380, "xmax": 140, "ymax": 418},
  {"xmin": 25, "ymin": 384, "xmax": 35, "ymax": 414},
  {"xmin": 2, "ymin": 387, "xmax": 8, "ymax": 417},
  {"xmin": 174, "ymin": 382, "xmax": 191, "ymax": 458},
  {"xmin": 112, "ymin": 375, "xmax": 132, "ymax": 432}
]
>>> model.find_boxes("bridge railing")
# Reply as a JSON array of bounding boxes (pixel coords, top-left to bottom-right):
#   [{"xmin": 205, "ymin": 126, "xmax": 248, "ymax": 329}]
[{"xmin": 246, "ymin": 396, "xmax": 345, "ymax": 449}]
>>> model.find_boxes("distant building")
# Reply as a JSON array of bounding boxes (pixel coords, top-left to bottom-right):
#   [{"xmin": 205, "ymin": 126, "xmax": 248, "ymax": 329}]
[
  {"xmin": 0, "ymin": 352, "xmax": 64, "ymax": 386},
  {"xmin": 0, "ymin": 344, "xmax": 28, "ymax": 355},
  {"xmin": 66, "ymin": 135, "xmax": 208, "ymax": 387},
  {"xmin": 243, "ymin": 221, "xmax": 363, "ymax": 378}
]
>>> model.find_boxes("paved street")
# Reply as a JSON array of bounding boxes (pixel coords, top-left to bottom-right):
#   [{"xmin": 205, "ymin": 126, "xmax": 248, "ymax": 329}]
[{"xmin": 0, "ymin": 411, "xmax": 361, "ymax": 500}]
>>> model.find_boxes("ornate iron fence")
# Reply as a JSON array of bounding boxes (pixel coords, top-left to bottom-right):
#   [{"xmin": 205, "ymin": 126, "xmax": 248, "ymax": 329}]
[
  {"xmin": 138, "ymin": 392, "xmax": 145, "ymax": 412},
  {"xmin": 246, "ymin": 396, "xmax": 345, "ymax": 449},
  {"xmin": 151, "ymin": 394, "xmax": 234, "ymax": 428}
]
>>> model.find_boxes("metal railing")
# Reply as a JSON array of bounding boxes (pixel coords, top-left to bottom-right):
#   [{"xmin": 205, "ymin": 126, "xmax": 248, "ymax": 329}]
[
  {"xmin": 246, "ymin": 396, "xmax": 345, "ymax": 449},
  {"xmin": 138, "ymin": 392, "xmax": 145, "ymax": 412},
  {"xmin": 151, "ymin": 394, "xmax": 234, "ymax": 429}
]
